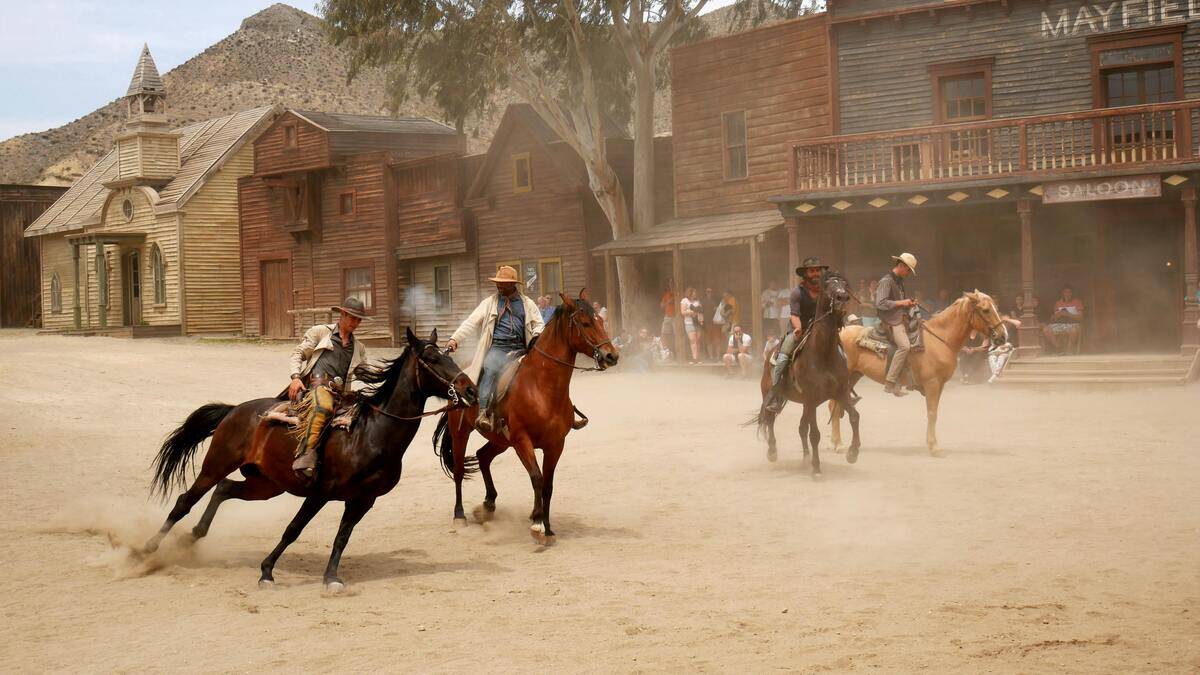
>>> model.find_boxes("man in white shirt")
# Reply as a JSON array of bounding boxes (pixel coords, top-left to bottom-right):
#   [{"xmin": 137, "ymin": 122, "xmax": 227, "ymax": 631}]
[
  {"xmin": 722, "ymin": 324, "xmax": 753, "ymax": 378},
  {"xmin": 762, "ymin": 280, "xmax": 779, "ymax": 325},
  {"xmin": 776, "ymin": 286, "xmax": 791, "ymax": 336}
]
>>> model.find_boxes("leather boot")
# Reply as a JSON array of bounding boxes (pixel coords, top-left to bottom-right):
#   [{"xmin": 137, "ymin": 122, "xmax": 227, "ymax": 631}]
[
  {"xmin": 764, "ymin": 380, "xmax": 789, "ymax": 414},
  {"xmin": 883, "ymin": 381, "xmax": 909, "ymax": 397},
  {"xmin": 475, "ymin": 407, "xmax": 496, "ymax": 434},
  {"xmin": 293, "ymin": 387, "xmax": 332, "ymax": 480}
]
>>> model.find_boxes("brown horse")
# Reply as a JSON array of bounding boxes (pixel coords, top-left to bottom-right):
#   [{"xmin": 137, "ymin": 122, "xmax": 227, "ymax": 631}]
[
  {"xmin": 830, "ymin": 291, "xmax": 1006, "ymax": 456},
  {"xmin": 752, "ymin": 270, "xmax": 860, "ymax": 476},
  {"xmin": 143, "ymin": 328, "xmax": 477, "ymax": 592},
  {"xmin": 435, "ymin": 291, "xmax": 619, "ymax": 545}
]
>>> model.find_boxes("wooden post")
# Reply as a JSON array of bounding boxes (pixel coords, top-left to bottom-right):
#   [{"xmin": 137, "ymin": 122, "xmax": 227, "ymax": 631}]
[
  {"xmin": 786, "ymin": 216, "xmax": 801, "ymax": 285},
  {"xmin": 96, "ymin": 245, "xmax": 107, "ymax": 328},
  {"xmin": 1181, "ymin": 187, "xmax": 1199, "ymax": 353},
  {"xmin": 604, "ymin": 250, "xmax": 618, "ymax": 335},
  {"xmin": 71, "ymin": 242, "xmax": 81, "ymax": 329},
  {"xmin": 1017, "ymin": 200, "xmax": 1042, "ymax": 358},
  {"xmin": 749, "ymin": 237, "xmax": 764, "ymax": 346},
  {"xmin": 672, "ymin": 245, "xmax": 686, "ymax": 363}
]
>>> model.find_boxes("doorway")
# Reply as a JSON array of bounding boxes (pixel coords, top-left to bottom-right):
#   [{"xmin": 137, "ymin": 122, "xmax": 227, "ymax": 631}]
[
  {"xmin": 121, "ymin": 250, "xmax": 142, "ymax": 326},
  {"xmin": 260, "ymin": 259, "xmax": 293, "ymax": 338},
  {"xmin": 1107, "ymin": 218, "xmax": 1181, "ymax": 352}
]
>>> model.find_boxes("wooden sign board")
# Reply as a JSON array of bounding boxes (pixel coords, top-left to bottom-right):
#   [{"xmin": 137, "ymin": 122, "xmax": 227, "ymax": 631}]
[{"xmin": 1043, "ymin": 175, "xmax": 1161, "ymax": 204}]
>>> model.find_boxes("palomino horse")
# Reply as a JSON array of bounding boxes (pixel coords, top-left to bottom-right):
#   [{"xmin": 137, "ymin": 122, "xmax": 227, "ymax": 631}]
[
  {"xmin": 830, "ymin": 291, "xmax": 1006, "ymax": 456},
  {"xmin": 435, "ymin": 291, "xmax": 619, "ymax": 545},
  {"xmin": 144, "ymin": 328, "xmax": 477, "ymax": 591},
  {"xmin": 752, "ymin": 270, "xmax": 860, "ymax": 477}
]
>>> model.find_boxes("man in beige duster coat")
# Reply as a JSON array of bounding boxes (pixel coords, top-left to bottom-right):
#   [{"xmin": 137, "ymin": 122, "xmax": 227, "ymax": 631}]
[{"xmin": 447, "ymin": 266, "xmax": 544, "ymax": 433}]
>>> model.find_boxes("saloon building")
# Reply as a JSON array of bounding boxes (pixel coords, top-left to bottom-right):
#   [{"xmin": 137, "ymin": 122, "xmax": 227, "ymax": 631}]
[{"xmin": 770, "ymin": 0, "xmax": 1200, "ymax": 356}]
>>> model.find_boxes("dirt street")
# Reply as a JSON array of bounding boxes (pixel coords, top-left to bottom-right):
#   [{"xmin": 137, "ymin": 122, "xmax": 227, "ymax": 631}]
[{"xmin": 1, "ymin": 331, "xmax": 1196, "ymax": 672}]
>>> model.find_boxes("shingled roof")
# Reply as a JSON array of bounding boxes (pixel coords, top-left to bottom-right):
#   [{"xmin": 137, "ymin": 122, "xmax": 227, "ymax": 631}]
[
  {"xmin": 126, "ymin": 44, "xmax": 165, "ymax": 97},
  {"xmin": 25, "ymin": 105, "xmax": 280, "ymax": 237},
  {"xmin": 592, "ymin": 209, "xmax": 784, "ymax": 255}
]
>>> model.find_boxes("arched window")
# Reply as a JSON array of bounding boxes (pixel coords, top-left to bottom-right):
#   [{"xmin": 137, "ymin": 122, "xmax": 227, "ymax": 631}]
[
  {"xmin": 150, "ymin": 244, "xmax": 166, "ymax": 304},
  {"xmin": 50, "ymin": 272, "xmax": 62, "ymax": 314}
]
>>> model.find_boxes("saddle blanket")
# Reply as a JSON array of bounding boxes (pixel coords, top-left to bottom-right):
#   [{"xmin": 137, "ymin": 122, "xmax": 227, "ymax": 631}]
[{"xmin": 262, "ymin": 402, "xmax": 354, "ymax": 430}]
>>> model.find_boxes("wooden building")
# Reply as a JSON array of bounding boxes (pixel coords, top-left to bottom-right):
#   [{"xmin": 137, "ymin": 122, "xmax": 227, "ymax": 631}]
[
  {"xmin": 1, "ymin": 185, "xmax": 66, "ymax": 327},
  {"xmin": 594, "ymin": 15, "xmax": 831, "ymax": 347},
  {"xmin": 237, "ymin": 109, "xmax": 468, "ymax": 344},
  {"xmin": 771, "ymin": 0, "xmax": 1200, "ymax": 356},
  {"xmin": 24, "ymin": 45, "xmax": 279, "ymax": 336},
  {"xmin": 466, "ymin": 104, "xmax": 670, "ymax": 317}
]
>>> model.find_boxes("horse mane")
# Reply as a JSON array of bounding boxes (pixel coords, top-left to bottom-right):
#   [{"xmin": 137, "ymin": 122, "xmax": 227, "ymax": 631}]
[
  {"xmin": 354, "ymin": 346, "xmax": 414, "ymax": 409},
  {"xmin": 545, "ymin": 299, "xmax": 593, "ymax": 337}
]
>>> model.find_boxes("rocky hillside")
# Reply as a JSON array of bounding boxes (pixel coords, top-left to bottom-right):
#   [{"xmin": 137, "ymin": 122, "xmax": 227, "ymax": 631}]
[{"xmin": 0, "ymin": 3, "xmax": 779, "ymax": 186}]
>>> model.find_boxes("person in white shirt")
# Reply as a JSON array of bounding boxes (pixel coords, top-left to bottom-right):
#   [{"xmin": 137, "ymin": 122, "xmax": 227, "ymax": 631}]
[
  {"xmin": 723, "ymin": 324, "xmax": 753, "ymax": 378},
  {"xmin": 776, "ymin": 286, "xmax": 791, "ymax": 336},
  {"xmin": 762, "ymin": 280, "xmax": 780, "ymax": 325}
]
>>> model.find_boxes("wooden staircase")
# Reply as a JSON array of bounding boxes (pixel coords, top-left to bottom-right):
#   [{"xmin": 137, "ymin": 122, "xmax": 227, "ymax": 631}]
[{"xmin": 1000, "ymin": 352, "xmax": 1199, "ymax": 386}]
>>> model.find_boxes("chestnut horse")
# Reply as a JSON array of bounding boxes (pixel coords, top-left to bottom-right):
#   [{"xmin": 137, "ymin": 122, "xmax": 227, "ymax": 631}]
[
  {"xmin": 144, "ymin": 328, "xmax": 477, "ymax": 591},
  {"xmin": 435, "ymin": 291, "xmax": 619, "ymax": 545},
  {"xmin": 752, "ymin": 270, "xmax": 860, "ymax": 477},
  {"xmin": 830, "ymin": 291, "xmax": 1006, "ymax": 456}
]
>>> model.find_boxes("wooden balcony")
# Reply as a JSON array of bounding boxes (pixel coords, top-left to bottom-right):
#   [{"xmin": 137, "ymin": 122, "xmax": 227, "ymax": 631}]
[{"xmin": 790, "ymin": 100, "xmax": 1200, "ymax": 192}]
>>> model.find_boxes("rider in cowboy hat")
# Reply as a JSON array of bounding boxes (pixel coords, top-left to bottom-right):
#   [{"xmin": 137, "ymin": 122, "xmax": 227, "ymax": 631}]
[
  {"xmin": 447, "ymin": 265, "xmax": 544, "ymax": 434},
  {"xmin": 764, "ymin": 256, "xmax": 829, "ymax": 414},
  {"xmin": 875, "ymin": 252, "xmax": 919, "ymax": 397},
  {"xmin": 287, "ymin": 297, "xmax": 370, "ymax": 479}
]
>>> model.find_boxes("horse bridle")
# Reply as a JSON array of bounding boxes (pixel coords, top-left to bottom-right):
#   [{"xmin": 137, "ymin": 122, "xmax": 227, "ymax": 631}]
[
  {"xmin": 533, "ymin": 305, "xmax": 613, "ymax": 372},
  {"xmin": 368, "ymin": 345, "xmax": 473, "ymax": 422},
  {"xmin": 922, "ymin": 298, "xmax": 1006, "ymax": 347}
]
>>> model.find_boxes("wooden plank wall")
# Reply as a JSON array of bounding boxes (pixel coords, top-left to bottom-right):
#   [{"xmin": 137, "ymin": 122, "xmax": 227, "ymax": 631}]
[
  {"xmin": 670, "ymin": 16, "xmax": 830, "ymax": 218},
  {"xmin": 332, "ymin": 132, "xmax": 465, "ymax": 162},
  {"xmin": 39, "ymin": 236, "xmax": 74, "ymax": 331},
  {"xmin": 1, "ymin": 187, "xmax": 61, "ymax": 327},
  {"xmin": 394, "ymin": 158, "xmax": 465, "ymax": 248},
  {"xmin": 92, "ymin": 187, "xmax": 181, "ymax": 329},
  {"xmin": 183, "ymin": 143, "xmax": 253, "ymax": 333},
  {"xmin": 239, "ymin": 174, "xmax": 303, "ymax": 337},
  {"xmin": 400, "ymin": 254, "xmax": 479, "ymax": 340},
  {"xmin": 474, "ymin": 125, "xmax": 590, "ymax": 302},
  {"xmin": 254, "ymin": 112, "xmax": 331, "ymax": 176},
  {"xmin": 834, "ymin": 1, "xmax": 1200, "ymax": 135}
]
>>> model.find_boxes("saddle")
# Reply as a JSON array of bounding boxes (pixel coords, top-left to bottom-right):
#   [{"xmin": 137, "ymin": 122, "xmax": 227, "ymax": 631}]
[
  {"xmin": 488, "ymin": 349, "xmax": 590, "ymax": 433},
  {"xmin": 855, "ymin": 322, "xmax": 925, "ymax": 394},
  {"xmin": 261, "ymin": 401, "xmax": 357, "ymax": 431}
]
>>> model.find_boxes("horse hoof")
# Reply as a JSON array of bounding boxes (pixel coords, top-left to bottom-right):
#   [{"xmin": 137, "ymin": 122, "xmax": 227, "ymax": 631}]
[
  {"xmin": 832, "ymin": 445, "xmax": 845, "ymax": 455},
  {"xmin": 847, "ymin": 446, "xmax": 860, "ymax": 464},
  {"xmin": 472, "ymin": 505, "xmax": 494, "ymax": 523},
  {"xmin": 452, "ymin": 517, "xmax": 469, "ymax": 529},
  {"xmin": 929, "ymin": 447, "xmax": 944, "ymax": 458},
  {"xmin": 258, "ymin": 579, "xmax": 275, "ymax": 590},
  {"xmin": 324, "ymin": 580, "xmax": 346, "ymax": 595},
  {"xmin": 811, "ymin": 470, "xmax": 823, "ymax": 480}
]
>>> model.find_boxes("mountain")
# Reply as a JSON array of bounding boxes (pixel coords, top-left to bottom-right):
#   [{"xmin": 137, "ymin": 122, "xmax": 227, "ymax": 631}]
[{"xmin": 0, "ymin": 3, "xmax": 778, "ymax": 186}]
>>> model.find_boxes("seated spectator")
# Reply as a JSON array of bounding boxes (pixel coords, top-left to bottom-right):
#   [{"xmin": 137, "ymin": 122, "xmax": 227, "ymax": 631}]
[
  {"xmin": 1000, "ymin": 296, "xmax": 1024, "ymax": 348},
  {"xmin": 958, "ymin": 329, "xmax": 989, "ymax": 384},
  {"xmin": 723, "ymin": 324, "xmax": 753, "ymax": 378},
  {"xmin": 1042, "ymin": 285, "xmax": 1084, "ymax": 354},
  {"xmin": 622, "ymin": 327, "xmax": 654, "ymax": 372},
  {"xmin": 931, "ymin": 288, "xmax": 952, "ymax": 314},
  {"xmin": 762, "ymin": 331, "xmax": 782, "ymax": 361},
  {"xmin": 987, "ymin": 326, "xmax": 1015, "ymax": 384}
]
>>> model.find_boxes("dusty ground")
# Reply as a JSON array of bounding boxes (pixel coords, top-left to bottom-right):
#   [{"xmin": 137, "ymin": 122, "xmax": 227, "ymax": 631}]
[{"xmin": 1, "ymin": 330, "xmax": 1197, "ymax": 672}]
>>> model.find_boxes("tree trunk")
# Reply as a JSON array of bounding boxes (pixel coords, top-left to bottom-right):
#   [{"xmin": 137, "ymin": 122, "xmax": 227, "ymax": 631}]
[
  {"xmin": 631, "ymin": 58, "xmax": 657, "ymax": 234},
  {"xmin": 582, "ymin": 159, "xmax": 641, "ymax": 330}
]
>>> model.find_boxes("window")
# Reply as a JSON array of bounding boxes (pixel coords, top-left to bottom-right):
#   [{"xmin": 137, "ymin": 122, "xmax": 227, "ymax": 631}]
[
  {"xmin": 512, "ymin": 153, "xmax": 532, "ymax": 193},
  {"xmin": 122, "ymin": 199, "xmax": 134, "ymax": 222},
  {"xmin": 1091, "ymin": 29, "xmax": 1183, "ymax": 156},
  {"xmin": 433, "ymin": 264, "xmax": 451, "ymax": 312},
  {"xmin": 50, "ymin": 272, "xmax": 62, "ymax": 314},
  {"xmin": 283, "ymin": 122, "xmax": 298, "ymax": 150},
  {"xmin": 338, "ymin": 191, "xmax": 356, "ymax": 217},
  {"xmin": 539, "ymin": 259, "xmax": 563, "ymax": 302},
  {"xmin": 722, "ymin": 111, "xmax": 748, "ymax": 180},
  {"xmin": 930, "ymin": 58, "xmax": 993, "ymax": 124},
  {"xmin": 343, "ymin": 265, "xmax": 375, "ymax": 311},
  {"xmin": 150, "ymin": 244, "xmax": 166, "ymax": 305}
]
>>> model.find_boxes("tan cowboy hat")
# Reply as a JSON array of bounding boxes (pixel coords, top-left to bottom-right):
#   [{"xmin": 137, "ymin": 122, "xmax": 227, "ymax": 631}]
[
  {"xmin": 331, "ymin": 296, "xmax": 371, "ymax": 320},
  {"xmin": 891, "ymin": 252, "xmax": 919, "ymax": 274},
  {"xmin": 488, "ymin": 265, "xmax": 523, "ymax": 285}
]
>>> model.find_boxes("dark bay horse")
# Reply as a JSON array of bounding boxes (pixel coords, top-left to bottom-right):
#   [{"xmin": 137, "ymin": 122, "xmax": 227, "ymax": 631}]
[
  {"xmin": 144, "ymin": 328, "xmax": 476, "ymax": 592},
  {"xmin": 435, "ymin": 291, "xmax": 619, "ymax": 545},
  {"xmin": 752, "ymin": 271, "xmax": 860, "ymax": 477}
]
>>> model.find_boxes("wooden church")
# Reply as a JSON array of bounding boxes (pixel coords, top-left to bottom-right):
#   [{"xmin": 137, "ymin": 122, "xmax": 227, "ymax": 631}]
[{"xmin": 25, "ymin": 45, "xmax": 280, "ymax": 335}]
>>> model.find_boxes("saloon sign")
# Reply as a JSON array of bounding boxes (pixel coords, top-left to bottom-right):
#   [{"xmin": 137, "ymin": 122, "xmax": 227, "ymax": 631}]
[{"xmin": 1043, "ymin": 175, "xmax": 1162, "ymax": 203}]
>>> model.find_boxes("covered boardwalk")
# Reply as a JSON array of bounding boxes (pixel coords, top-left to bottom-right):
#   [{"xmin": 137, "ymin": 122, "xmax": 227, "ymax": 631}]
[{"xmin": 593, "ymin": 209, "xmax": 790, "ymax": 358}]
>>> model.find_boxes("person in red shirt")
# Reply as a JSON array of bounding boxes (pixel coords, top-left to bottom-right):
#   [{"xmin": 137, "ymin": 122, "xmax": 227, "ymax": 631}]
[
  {"xmin": 1042, "ymin": 285, "xmax": 1084, "ymax": 354},
  {"xmin": 659, "ymin": 284, "xmax": 676, "ymax": 352}
]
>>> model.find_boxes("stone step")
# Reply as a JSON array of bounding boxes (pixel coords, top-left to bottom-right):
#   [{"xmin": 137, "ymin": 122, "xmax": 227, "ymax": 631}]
[
  {"xmin": 1003, "ymin": 367, "xmax": 1189, "ymax": 378},
  {"xmin": 998, "ymin": 374, "xmax": 1186, "ymax": 386},
  {"xmin": 1008, "ymin": 358, "xmax": 1190, "ymax": 370}
]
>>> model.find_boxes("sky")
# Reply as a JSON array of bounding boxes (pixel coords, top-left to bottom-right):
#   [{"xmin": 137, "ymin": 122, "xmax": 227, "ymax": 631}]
[{"xmin": 0, "ymin": 0, "xmax": 739, "ymax": 143}]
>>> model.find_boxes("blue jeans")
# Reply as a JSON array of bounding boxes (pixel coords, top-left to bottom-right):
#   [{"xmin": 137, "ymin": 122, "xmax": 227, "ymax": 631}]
[{"xmin": 479, "ymin": 344, "xmax": 521, "ymax": 407}]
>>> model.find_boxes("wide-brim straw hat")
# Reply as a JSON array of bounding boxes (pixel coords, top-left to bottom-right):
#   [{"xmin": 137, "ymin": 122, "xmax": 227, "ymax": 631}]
[
  {"xmin": 891, "ymin": 252, "xmax": 919, "ymax": 274},
  {"xmin": 488, "ymin": 265, "xmax": 523, "ymax": 285},
  {"xmin": 331, "ymin": 296, "xmax": 371, "ymax": 320}
]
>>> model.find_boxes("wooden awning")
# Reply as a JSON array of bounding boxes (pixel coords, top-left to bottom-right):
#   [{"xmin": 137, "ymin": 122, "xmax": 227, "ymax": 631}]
[
  {"xmin": 66, "ymin": 232, "xmax": 146, "ymax": 246},
  {"xmin": 592, "ymin": 210, "xmax": 783, "ymax": 255}
]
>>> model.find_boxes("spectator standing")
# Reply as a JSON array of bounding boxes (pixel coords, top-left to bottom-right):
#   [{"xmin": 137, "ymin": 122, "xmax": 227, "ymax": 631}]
[
  {"xmin": 592, "ymin": 301, "xmax": 608, "ymax": 322},
  {"xmin": 776, "ymin": 285, "xmax": 791, "ymax": 336},
  {"xmin": 723, "ymin": 324, "xmax": 754, "ymax": 378},
  {"xmin": 680, "ymin": 287, "xmax": 703, "ymax": 363},
  {"xmin": 538, "ymin": 295, "xmax": 555, "ymax": 325},
  {"xmin": 659, "ymin": 284, "xmax": 676, "ymax": 351},
  {"xmin": 763, "ymin": 279, "xmax": 780, "ymax": 332},
  {"xmin": 857, "ymin": 278, "xmax": 879, "ymax": 328},
  {"xmin": 702, "ymin": 287, "xmax": 722, "ymax": 361}
]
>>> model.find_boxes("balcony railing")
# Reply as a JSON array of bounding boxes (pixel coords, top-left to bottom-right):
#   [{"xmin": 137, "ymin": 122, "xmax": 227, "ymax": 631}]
[{"xmin": 790, "ymin": 100, "xmax": 1200, "ymax": 191}]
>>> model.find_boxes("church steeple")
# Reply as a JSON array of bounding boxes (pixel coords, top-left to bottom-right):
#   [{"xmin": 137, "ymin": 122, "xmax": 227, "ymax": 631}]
[
  {"xmin": 124, "ymin": 44, "xmax": 167, "ymax": 129},
  {"xmin": 114, "ymin": 44, "xmax": 179, "ymax": 184}
]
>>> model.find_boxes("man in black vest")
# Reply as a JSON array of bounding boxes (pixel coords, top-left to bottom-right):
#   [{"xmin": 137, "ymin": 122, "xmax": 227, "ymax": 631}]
[{"xmin": 763, "ymin": 257, "xmax": 827, "ymax": 414}]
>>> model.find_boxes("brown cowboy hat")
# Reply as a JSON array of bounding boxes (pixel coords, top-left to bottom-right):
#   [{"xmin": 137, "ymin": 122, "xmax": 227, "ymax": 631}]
[
  {"xmin": 795, "ymin": 256, "xmax": 829, "ymax": 276},
  {"xmin": 488, "ymin": 265, "xmax": 523, "ymax": 285},
  {"xmin": 331, "ymin": 296, "xmax": 371, "ymax": 320}
]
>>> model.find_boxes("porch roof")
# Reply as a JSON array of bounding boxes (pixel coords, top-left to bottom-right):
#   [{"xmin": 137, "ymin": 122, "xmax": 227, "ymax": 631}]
[
  {"xmin": 592, "ymin": 210, "xmax": 783, "ymax": 255},
  {"xmin": 66, "ymin": 231, "xmax": 146, "ymax": 245}
]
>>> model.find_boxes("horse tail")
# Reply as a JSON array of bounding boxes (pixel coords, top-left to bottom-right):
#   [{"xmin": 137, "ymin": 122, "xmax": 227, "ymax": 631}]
[
  {"xmin": 434, "ymin": 412, "xmax": 478, "ymax": 480},
  {"xmin": 151, "ymin": 402, "xmax": 234, "ymax": 500},
  {"xmin": 743, "ymin": 406, "xmax": 775, "ymax": 441}
]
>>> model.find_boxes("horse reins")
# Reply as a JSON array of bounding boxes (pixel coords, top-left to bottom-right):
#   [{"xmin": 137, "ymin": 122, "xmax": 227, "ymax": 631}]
[
  {"xmin": 367, "ymin": 347, "xmax": 471, "ymax": 421},
  {"xmin": 532, "ymin": 306, "xmax": 612, "ymax": 372}
]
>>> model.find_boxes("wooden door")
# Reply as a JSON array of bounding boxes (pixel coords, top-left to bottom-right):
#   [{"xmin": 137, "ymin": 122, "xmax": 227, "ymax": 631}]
[
  {"xmin": 121, "ymin": 250, "xmax": 142, "ymax": 326},
  {"xmin": 260, "ymin": 259, "xmax": 293, "ymax": 338}
]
